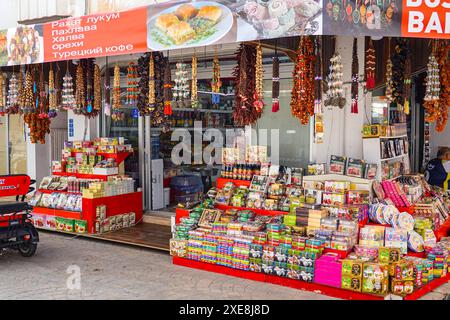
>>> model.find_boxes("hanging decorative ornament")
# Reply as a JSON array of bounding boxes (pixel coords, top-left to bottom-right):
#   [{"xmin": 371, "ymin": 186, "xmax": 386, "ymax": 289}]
[
  {"xmin": 62, "ymin": 69, "xmax": 76, "ymax": 110},
  {"xmin": 163, "ymin": 60, "xmax": 173, "ymax": 116},
  {"xmin": 111, "ymin": 62, "xmax": 124, "ymax": 121},
  {"xmin": 94, "ymin": 63, "xmax": 101, "ymax": 113},
  {"xmin": 233, "ymin": 43, "xmax": 261, "ymax": 126},
  {"xmin": 291, "ymin": 36, "xmax": 316, "ymax": 125},
  {"xmin": 85, "ymin": 59, "xmax": 94, "ymax": 115},
  {"xmin": 211, "ymin": 48, "xmax": 221, "ymax": 107},
  {"xmin": 191, "ymin": 53, "xmax": 199, "ymax": 109},
  {"xmin": 17, "ymin": 68, "xmax": 25, "ymax": 114},
  {"xmin": 38, "ymin": 66, "xmax": 49, "ymax": 119},
  {"xmin": 385, "ymin": 59, "xmax": 394, "ymax": 104},
  {"xmin": 48, "ymin": 64, "xmax": 58, "ymax": 118},
  {"xmin": 324, "ymin": 52, "xmax": 346, "ymax": 108},
  {"xmin": 314, "ymin": 37, "xmax": 323, "ymax": 115},
  {"xmin": 0, "ymin": 72, "xmax": 5, "ymax": 115},
  {"xmin": 403, "ymin": 55, "xmax": 412, "ymax": 115},
  {"xmin": 272, "ymin": 55, "xmax": 280, "ymax": 113},
  {"xmin": 351, "ymin": 38, "xmax": 359, "ymax": 114},
  {"xmin": 148, "ymin": 52, "xmax": 156, "ymax": 111},
  {"xmin": 253, "ymin": 42, "xmax": 264, "ymax": 113},
  {"xmin": 435, "ymin": 40, "xmax": 449, "ymax": 132},
  {"xmin": 6, "ymin": 73, "xmax": 19, "ymax": 114},
  {"xmin": 23, "ymin": 69, "xmax": 34, "ymax": 114},
  {"xmin": 365, "ymin": 39, "xmax": 376, "ymax": 90},
  {"xmin": 55, "ymin": 67, "xmax": 62, "ymax": 110},
  {"xmin": 423, "ymin": 52, "xmax": 440, "ymax": 125},
  {"xmin": 126, "ymin": 61, "xmax": 138, "ymax": 105},
  {"xmin": 75, "ymin": 61, "xmax": 85, "ymax": 115},
  {"xmin": 173, "ymin": 60, "xmax": 189, "ymax": 108}
]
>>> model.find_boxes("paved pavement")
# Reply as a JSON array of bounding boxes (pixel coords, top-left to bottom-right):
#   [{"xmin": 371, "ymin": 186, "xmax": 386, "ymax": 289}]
[{"xmin": 0, "ymin": 232, "xmax": 448, "ymax": 300}]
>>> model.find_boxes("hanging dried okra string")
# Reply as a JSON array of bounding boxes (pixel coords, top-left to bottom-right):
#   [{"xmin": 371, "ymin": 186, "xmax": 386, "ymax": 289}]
[
  {"xmin": 148, "ymin": 52, "xmax": 156, "ymax": 111},
  {"xmin": 254, "ymin": 42, "xmax": 264, "ymax": 113}
]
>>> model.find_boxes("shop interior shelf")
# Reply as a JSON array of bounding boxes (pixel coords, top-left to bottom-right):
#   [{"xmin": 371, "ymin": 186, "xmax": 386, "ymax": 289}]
[
  {"xmin": 70, "ymin": 151, "xmax": 132, "ymax": 165},
  {"xmin": 173, "ymin": 256, "xmax": 450, "ymax": 300}
]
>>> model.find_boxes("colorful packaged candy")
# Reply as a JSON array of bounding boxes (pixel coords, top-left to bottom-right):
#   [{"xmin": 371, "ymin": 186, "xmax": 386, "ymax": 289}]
[
  {"xmin": 407, "ymin": 230, "xmax": 425, "ymax": 253},
  {"xmin": 346, "ymin": 190, "xmax": 370, "ymax": 205},
  {"xmin": 384, "ymin": 228, "xmax": 408, "ymax": 254},
  {"xmin": 378, "ymin": 247, "xmax": 401, "ymax": 264},
  {"xmin": 362, "ymin": 262, "xmax": 389, "ymax": 294}
]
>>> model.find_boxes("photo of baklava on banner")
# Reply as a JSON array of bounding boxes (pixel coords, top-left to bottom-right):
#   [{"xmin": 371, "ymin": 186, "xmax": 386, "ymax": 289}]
[
  {"xmin": 322, "ymin": 0, "xmax": 402, "ymax": 37},
  {"xmin": 147, "ymin": 0, "xmax": 237, "ymax": 51},
  {"xmin": 7, "ymin": 25, "xmax": 44, "ymax": 66},
  {"xmin": 236, "ymin": 0, "xmax": 323, "ymax": 41}
]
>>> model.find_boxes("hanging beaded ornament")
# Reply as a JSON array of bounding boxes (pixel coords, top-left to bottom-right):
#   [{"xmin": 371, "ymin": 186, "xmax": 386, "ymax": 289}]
[
  {"xmin": 424, "ymin": 52, "xmax": 441, "ymax": 127},
  {"xmin": 17, "ymin": 68, "xmax": 25, "ymax": 114},
  {"xmin": 253, "ymin": 42, "xmax": 264, "ymax": 113},
  {"xmin": 23, "ymin": 69, "xmax": 34, "ymax": 114},
  {"xmin": 163, "ymin": 60, "xmax": 173, "ymax": 116},
  {"xmin": 385, "ymin": 59, "xmax": 394, "ymax": 104},
  {"xmin": 111, "ymin": 62, "xmax": 124, "ymax": 121},
  {"xmin": 211, "ymin": 49, "xmax": 221, "ymax": 107},
  {"xmin": 173, "ymin": 61, "xmax": 189, "ymax": 108},
  {"xmin": 314, "ymin": 37, "xmax": 323, "ymax": 115},
  {"xmin": 0, "ymin": 72, "xmax": 5, "ymax": 115},
  {"xmin": 38, "ymin": 66, "xmax": 49, "ymax": 119},
  {"xmin": 351, "ymin": 38, "xmax": 359, "ymax": 114},
  {"xmin": 191, "ymin": 53, "xmax": 199, "ymax": 108},
  {"xmin": 365, "ymin": 39, "xmax": 376, "ymax": 90},
  {"xmin": 148, "ymin": 53, "xmax": 156, "ymax": 111},
  {"xmin": 75, "ymin": 61, "xmax": 85, "ymax": 115},
  {"xmin": 272, "ymin": 55, "xmax": 280, "ymax": 112},
  {"xmin": 126, "ymin": 61, "xmax": 138, "ymax": 105},
  {"xmin": 94, "ymin": 63, "xmax": 101, "ymax": 113},
  {"xmin": 6, "ymin": 73, "xmax": 19, "ymax": 114},
  {"xmin": 291, "ymin": 36, "xmax": 316, "ymax": 125},
  {"xmin": 48, "ymin": 65, "xmax": 58, "ymax": 118},
  {"xmin": 324, "ymin": 52, "xmax": 345, "ymax": 108}
]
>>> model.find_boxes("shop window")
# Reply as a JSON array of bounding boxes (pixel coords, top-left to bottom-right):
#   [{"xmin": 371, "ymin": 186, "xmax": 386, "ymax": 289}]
[
  {"xmin": 8, "ymin": 114, "xmax": 27, "ymax": 175},
  {"xmin": 0, "ymin": 117, "xmax": 7, "ymax": 175}
]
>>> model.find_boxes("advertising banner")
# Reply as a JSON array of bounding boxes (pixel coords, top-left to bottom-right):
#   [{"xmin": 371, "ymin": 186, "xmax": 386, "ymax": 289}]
[{"xmin": 43, "ymin": 7, "xmax": 148, "ymax": 62}]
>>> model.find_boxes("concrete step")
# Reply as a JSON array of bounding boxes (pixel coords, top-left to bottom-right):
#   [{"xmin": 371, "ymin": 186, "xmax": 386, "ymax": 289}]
[{"xmin": 143, "ymin": 211, "xmax": 173, "ymax": 226}]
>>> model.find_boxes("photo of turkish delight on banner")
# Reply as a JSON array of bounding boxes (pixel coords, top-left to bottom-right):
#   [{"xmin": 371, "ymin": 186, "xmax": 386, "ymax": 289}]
[
  {"xmin": 147, "ymin": 0, "xmax": 238, "ymax": 51},
  {"xmin": 7, "ymin": 25, "xmax": 44, "ymax": 66},
  {"xmin": 322, "ymin": 0, "xmax": 402, "ymax": 37},
  {"xmin": 236, "ymin": 0, "xmax": 323, "ymax": 42}
]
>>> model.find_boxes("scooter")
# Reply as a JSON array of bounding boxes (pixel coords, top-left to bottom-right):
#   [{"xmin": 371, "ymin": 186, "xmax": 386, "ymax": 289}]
[{"xmin": 0, "ymin": 175, "xmax": 39, "ymax": 257}]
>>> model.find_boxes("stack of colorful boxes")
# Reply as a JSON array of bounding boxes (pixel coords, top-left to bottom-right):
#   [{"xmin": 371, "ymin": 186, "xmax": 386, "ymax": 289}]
[
  {"xmin": 201, "ymin": 233, "xmax": 218, "ymax": 264},
  {"xmin": 232, "ymin": 236, "xmax": 252, "ymax": 270},
  {"xmin": 427, "ymin": 246, "xmax": 448, "ymax": 278},
  {"xmin": 314, "ymin": 253, "xmax": 342, "ymax": 288},
  {"xmin": 187, "ymin": 230, "xmax": 204, "ymax": 261},
  {"xmin": 217, "ymin": 236, "xmax": 234, "ymax": 268}
]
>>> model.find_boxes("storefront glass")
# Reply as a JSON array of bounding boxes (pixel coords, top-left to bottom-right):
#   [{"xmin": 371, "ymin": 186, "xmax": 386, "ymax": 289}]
[
  {"xmin": 0, "ymin": 116, "xmax": 7, "ymax": 175},
  {"xmin": 8, "ymin": 114, "xmax": 27, "ymax": 175}
]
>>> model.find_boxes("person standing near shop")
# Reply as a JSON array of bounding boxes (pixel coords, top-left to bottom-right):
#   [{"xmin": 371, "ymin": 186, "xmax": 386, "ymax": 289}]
[{"xmin": 424, "ymin": 147, "xmax": 450, "ymax": 191}]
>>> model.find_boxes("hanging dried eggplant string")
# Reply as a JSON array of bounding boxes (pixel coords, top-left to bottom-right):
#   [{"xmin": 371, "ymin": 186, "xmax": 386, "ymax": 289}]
[
  {"xmin": 148, "ymin": 52, "xmax": 156, "ymax": 111},
  {"xmin": 93, "ymin": 63, "xmax": 101, "ymax": 113},
  {"xmin": 314, "ymin": 36, "xmax": 323, "ymax": 115},
  {"xmin": 163, "ymin": 51, "xmax": 173, "ymax": 116},
  {"xmin": 365, "ymin": 38, "xmax": 376, "ymax": 90},
  {"xmin": 191, "ymin": 52, "xmax": 199, "ymax": 108},
  {"xmin": 272, "ymin": 44, "xmax": 280, "ymax": 113},
  {"xmin": 38, "ymin": 65, "xmax": 48, "ymax": 119},
  {"xmin": 211, "ymin": 47, "xmax": 221, "ymax": 107},
  {"xmin": 385, "ymin": 39, "xmax": 394, "ymax": 105},
  {"xmin": 403, "ymin": 55, "xmax": 412, "ymax": 115},
  {"xmin": 291, "ymin": 36, "xmax": 316, "ymax": 125},
  {"xmin": 233, "ymin": 43, "xmax": 260, "ymax": 126},
  {"xmin": 48, "ymin": 64, "xmax": 57, "ymax": 118},
  {"xmin": 391, "ymin": 38, "xmax": 410, "ymax": 112},
  {"xmin": 138, "ymin": 53, "xmax": 150, "ymax": 115},
  {"xmin": 351, "ymin": 38, "xmax": 359, "ymax": 114},
  {"xmin": 253, "ymin": 42, "xmax": 264, "ymax": 113},
  {"xmin": 435, "ymin": 40, "xmax": 449, "ymax": 132}
]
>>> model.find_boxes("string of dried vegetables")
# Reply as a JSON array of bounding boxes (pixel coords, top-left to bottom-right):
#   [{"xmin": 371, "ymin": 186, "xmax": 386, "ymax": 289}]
[
  {"xmin": 272, "ymin": 54, "xmax": 280, "ymax": 112},
  {"xmin": 403, "ymin": 55, "xmax": 412, "ymax": 115},
  {"xmin": 211, "ymin": 49, "xmax": 221, "ymax": 107},
  {"xmin": 75, "ymin": 61, "xmax": 85, "ymax": 115},
  {"xmin": 365, "ymin": 39, "xmax": 376, "ymax": 90},
  {"xmin": 0, "ymin": 72, "xmax": 4, "ymax": 115},
  {"xmin": 351, "ymin": 38, "xmax": 359, "ymax": 114},
  {"xmin": 173, "ymin": 60, "xmax": 188, "ymax": 108},
  {"xmin": 94, "ymin": 63, "xmax": 102, "ymax": 113},
  {"xmin": 23, "ymin": 68, "xmax": 34, "ymax": 114},
  {"xmin": 125, "ymin": 61, "xmax": 138, "ymax": 105},
  {"xmin": 385, "ymin": 58, "xmax": 394, "ymax": 104},
  {"xmin": 291, "ymin": 36, "xmax": 315, "ymax": 125},
  {"xmin": 38, "ymin": 65, "xmax": 48, "ymax": 119},
  {"xmin": 254, "ymin": 42, "xmax": 264, "ymax": 113},
  {"xmin": 233, "ymin": 43, "xmax": 261, "ymax": 126},
  {"xmin": 191, "ymin": 53, "xmax": 199, "ymax": 108},
  {"xmin": 435, "ymin": 41, "xmax": 449, "ymax": 132},
  {"xmin": 112, "ymin": 62, "xmax": 124, "ymax": 121}
]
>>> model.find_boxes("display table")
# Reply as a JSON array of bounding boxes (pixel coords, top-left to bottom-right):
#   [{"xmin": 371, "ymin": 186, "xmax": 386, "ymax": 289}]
[{"xmin": 173, "ymin": 256, "xmax": 449, "ymax": 300}]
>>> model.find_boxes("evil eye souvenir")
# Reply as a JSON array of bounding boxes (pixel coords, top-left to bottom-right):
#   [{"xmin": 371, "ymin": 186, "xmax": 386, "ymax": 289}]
[
  {"xmin": 353, "ymin": 0, "xmax": 360, "ymax": 24},
  {"xmin": 360, "ymin": 3, "xmax": 366, "ymax": 23}
]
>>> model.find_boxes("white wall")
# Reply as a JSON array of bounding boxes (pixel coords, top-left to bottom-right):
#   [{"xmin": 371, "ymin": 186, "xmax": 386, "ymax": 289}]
[
  {"xmin": 430, "ymin": 122, "xmax": 450, "ymax": 157},
  {"xmin": 0, "ymin": 0, "xmax": 19, "ymax": 29},
  {"xmin": 311, "ymin": 36, "xmax": 371, "ymax": 164}
]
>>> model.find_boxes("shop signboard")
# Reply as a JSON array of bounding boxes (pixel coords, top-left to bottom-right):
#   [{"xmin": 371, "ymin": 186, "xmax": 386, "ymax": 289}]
[{"xmin": 0, "ymin": 0, "xmax": 446, "ymax": 68}]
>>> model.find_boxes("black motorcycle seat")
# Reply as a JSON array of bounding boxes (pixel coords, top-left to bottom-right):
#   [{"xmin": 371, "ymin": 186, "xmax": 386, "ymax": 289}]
[{"xmin": 0, "ymin": 202, "xmax": 31, "ymax": 215}]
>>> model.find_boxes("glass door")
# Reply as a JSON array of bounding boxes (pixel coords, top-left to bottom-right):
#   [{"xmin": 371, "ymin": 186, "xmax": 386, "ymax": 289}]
[{"xmin": 8, "ymin": 114, "xmax": 27, "ymax": 174}]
